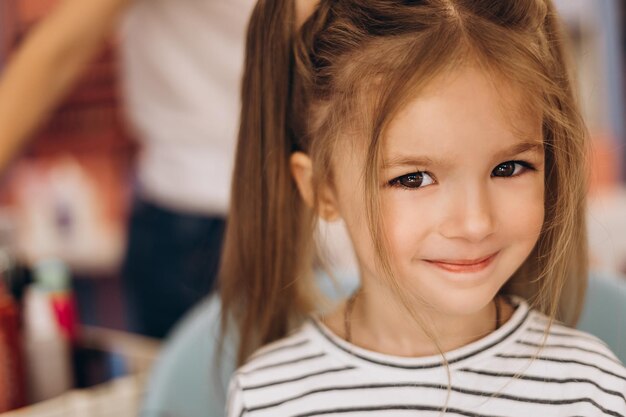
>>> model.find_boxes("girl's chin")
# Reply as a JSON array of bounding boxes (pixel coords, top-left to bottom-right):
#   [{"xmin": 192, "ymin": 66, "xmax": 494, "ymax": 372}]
[{"xmin": 401, "ymin": 275, "xmax": 504, "ymax": 317}]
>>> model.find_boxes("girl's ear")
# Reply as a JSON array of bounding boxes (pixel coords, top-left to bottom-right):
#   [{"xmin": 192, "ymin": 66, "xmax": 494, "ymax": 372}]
[{"xmin": 290, "ymin": 152, "xmax": 341, "ymax": 221}]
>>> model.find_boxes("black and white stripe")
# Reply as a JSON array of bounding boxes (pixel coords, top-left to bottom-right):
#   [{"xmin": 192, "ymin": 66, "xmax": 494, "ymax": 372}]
[{"xmin": 226, "ymin": 296, "xmax": 626, "ymax": 417}]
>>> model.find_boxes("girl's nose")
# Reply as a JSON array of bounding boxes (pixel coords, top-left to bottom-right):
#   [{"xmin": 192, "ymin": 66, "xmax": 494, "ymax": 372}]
[{"xmin": 438, "ymin": 184, "xmax": 496, "ymax": 243}]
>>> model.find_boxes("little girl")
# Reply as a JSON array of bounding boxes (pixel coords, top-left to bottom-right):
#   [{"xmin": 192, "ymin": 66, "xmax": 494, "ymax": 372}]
[{"xmin": 220, "ymin": 0, "xmax": 626, "ymax": 415}]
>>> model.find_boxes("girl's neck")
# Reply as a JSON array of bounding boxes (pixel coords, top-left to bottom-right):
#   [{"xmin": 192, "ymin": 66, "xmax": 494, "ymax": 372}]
[{"xmin": 322, "ymin": 288, "xmax": 515, "ymax": 358}]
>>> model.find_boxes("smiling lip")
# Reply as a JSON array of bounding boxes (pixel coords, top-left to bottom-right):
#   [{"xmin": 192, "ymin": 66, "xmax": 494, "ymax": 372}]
[{"xmin": 425, "ymin": 252, "xmax": 499, "ymax": 273}]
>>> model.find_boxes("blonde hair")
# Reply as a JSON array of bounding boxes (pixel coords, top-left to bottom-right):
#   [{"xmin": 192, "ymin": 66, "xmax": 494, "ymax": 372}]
[{"xmin": 217, "ymin": 0, "xmax": 589, "ymax": 376}]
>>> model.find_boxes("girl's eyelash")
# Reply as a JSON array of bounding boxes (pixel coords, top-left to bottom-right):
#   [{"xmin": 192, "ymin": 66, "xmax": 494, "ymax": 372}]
[
  {"xmin": 387, "ymin": 171, "xmax": 435, "ymax": 190},
  {"xmin": 494, "ymin": 160, "xmax": 537, "ymax": 176},
  {"xmin": 387, "ymin": 160, "xmax": 537, "ymax": 190}
]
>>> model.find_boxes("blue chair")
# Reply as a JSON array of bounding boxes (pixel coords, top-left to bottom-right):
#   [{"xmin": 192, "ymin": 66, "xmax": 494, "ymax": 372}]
[
  {"xmin": 576, "ymin": 271, "xmax": 626, "ymax": 362},
  {"xmin": 141, "ymin": 271, "xmax": 626, "ymax": 417},
  {"xmin": 140, "ymin": 292, "xmax": 237, "ymax": 417},
  {"xmin": 140, "ymin": 271, "xmax": 357, "ymax": 417}
]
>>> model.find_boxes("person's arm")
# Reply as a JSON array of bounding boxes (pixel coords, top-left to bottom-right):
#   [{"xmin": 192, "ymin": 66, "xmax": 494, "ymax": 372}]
[{"xmin": 0, "ymin": 0, "xmax": 132, "ymax": 171}]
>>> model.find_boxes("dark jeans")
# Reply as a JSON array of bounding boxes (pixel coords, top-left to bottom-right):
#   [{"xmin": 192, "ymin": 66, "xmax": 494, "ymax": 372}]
[{"xmin": 121, "ymin": 197, "xmax": 226, "ymax": 339}]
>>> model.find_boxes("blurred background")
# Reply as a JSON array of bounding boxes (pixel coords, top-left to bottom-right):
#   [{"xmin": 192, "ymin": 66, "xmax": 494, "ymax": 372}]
[{"xmin": 0, "ymin": 0, "xmax": 625, "ymax": 415}]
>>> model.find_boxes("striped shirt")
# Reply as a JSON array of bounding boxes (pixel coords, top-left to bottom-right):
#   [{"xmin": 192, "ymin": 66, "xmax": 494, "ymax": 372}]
[{"xmin": 226, "ymin": 296, "xmax": 626, "ymax": 416}]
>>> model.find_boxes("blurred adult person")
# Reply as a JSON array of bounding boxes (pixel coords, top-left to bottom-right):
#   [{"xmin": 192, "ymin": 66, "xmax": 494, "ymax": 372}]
[{"xmin": 0, "ymin": 0, "xmax": 255, "ymax": 338}]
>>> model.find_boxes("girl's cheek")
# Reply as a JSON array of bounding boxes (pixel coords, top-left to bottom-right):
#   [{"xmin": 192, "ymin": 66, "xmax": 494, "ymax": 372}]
[
  {"xmin": 338, "ymin": 195, "xmax": 379, "ymax": 262},
  {"xmin": 495, "ymin": 178, "xmax": 545, "ymax": 239},
  {"xmin": 382, "ymin": 192, "xmax": 436, "ymax": 250}
]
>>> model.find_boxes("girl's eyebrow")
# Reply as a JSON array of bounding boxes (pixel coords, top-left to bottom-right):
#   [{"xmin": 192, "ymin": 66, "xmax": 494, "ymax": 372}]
[
  {"xmin": 495, "ymin": 140, "xmax": 544, "ymax": 160},
  {"xmin": 383, "ymin": 155, "xmax": 437, "ymax": 169},
  {"xmin": 383, "ymin": 140, "xmax": 544, "ymax": 169}
]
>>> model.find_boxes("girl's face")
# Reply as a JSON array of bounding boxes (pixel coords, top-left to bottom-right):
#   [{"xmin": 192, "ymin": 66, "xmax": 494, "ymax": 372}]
[{"xmin": 332, "ymin": 65, "xmax": 545, "ymax": 317}]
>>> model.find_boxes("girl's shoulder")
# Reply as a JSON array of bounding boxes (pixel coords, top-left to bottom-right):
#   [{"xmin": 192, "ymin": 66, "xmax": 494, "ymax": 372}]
[
  {"xmin": 234, "ymin": 318, "xmax": 330, "ymax": 379},
  {"xmin": 225, "ymin": 319, "xmax": 337, "ymax": 416},
  {"xmin": 477, "ymin": 302, "xmax": 626, "ymax": 411},
  {"xmin": 511, "ymin": 307, "xmax": 626, "ymax": 387},
  {"xmin": 522, "ymin": 308, "xmax": 622, "ymax": 362}
]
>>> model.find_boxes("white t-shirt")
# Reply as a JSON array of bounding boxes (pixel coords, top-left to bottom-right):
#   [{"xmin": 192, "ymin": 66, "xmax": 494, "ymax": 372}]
[
  {"xmin": 118, "ymin": 0, "xmax": 255, "ymax": 215},
  {"xmin": 226, "ymin": 296, "xmax": 626, "ymax": 416}
]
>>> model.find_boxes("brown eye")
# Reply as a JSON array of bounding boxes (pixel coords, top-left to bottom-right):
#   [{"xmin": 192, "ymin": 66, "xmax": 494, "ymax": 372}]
[
  {"xmin": 492, "ymin": 161, "xmax": 530, "ymax": 177},
  {"xmin": 390, "ymin": 172, "xmax": 435, "ymax": 189},
  {"xmin": 493, "ymin": 162, "xmax": 515, "ymax": 177}
]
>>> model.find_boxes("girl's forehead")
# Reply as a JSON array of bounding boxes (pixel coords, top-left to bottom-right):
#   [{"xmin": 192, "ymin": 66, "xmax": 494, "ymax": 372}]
[
  {"xmin": 383, "ymin": 66, "xmax": 543, "ymax": 152},
  {"xmin": 328, "ymin": 65, "xmax": 543, "ymax": 170}
]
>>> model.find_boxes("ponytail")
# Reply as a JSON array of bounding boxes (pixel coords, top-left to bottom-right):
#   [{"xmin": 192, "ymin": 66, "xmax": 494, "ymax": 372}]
[{"xmin": 218, "ymin": 0, "xmax": 319, "ymax": 367}]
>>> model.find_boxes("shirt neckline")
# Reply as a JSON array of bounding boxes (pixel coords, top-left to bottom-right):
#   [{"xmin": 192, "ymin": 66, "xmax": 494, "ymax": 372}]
[{"xmin": 305, "ymin": 295, "xmax": 531, "ymax": 371}]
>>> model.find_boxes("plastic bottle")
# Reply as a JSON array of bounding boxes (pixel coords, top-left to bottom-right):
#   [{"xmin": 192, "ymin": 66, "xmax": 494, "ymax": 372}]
[
  {"xmin": 0, "ymin": 210, "xmax": 27, "ymax": 410},
  {"xmin": 0, "ymin": 278, "xmax": 26, "ymax": 410},
  {"xmin": 23, "ymin": 259, "xmax": 74, "ymax": 403}
]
